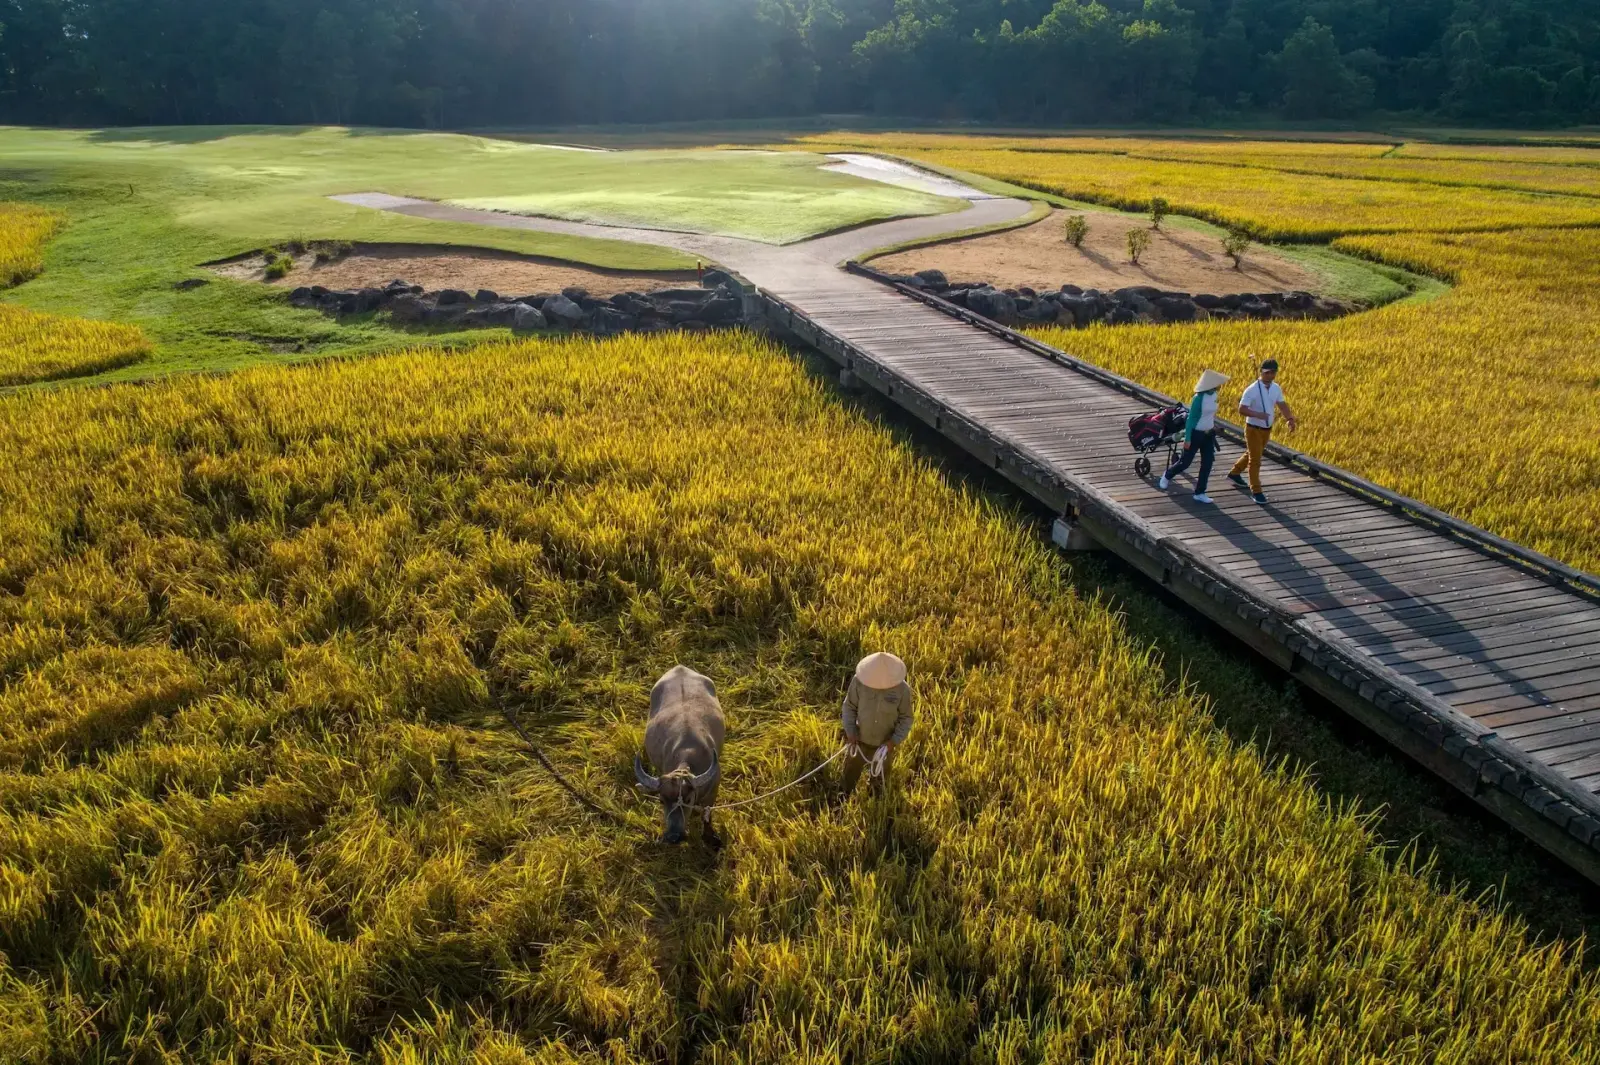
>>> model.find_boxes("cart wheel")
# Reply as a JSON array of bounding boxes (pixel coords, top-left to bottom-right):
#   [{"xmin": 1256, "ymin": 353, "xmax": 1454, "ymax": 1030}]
[{"xmin": 1134, "ymin": 456, "xmax": 1152, "ymax": 478}]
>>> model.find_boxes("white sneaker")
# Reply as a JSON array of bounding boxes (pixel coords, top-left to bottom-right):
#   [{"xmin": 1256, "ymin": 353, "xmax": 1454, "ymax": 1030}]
[
  {"xmin": 1193, "ymin": 493, "xmax": 1214, "ymax": 504},
  {"xmin": 1157, "ymin": 476, "xmax": 1170, "ymax": 489}
]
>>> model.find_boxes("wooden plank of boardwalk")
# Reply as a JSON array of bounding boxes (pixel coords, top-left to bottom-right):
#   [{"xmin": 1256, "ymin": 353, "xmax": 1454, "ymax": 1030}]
[{"xmin": 775, "ymin": 276, "xmax": 1600, "ymax": 806}]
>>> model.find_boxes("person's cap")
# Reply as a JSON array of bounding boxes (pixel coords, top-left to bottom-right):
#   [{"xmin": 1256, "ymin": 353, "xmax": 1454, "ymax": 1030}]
[
  {"xmin": 1194, "ymin": 368, "xmax": 1229, "ymax": 394},
  {"xmin": 855, "ymin": 652, "xmax": 907, "ymax": 689},
  {"xmin": 1260, "ymin": 358, "xmax": 1279, "ymax": 372}
]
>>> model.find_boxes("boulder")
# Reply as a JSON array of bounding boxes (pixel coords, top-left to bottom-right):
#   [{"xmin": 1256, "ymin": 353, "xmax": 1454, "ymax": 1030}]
[
  {"xmin": 1060, "ymin": 283, "xmax": 1083, "ymax": 296},
  {"xmin": 516, "ymin": 293, "xmax": 556, "ymax": 308},
  {"xmin": 1114, "ymin": 289, "xmax": 1154, "ymax": 315},
  {"xmin": 942, "ymin": 288, "xmax": 971, "ymax": 307},
  {"xmin": 429, "ymin": 302, "xmax": 468, "ymax": 325},
  {"xmin": 701, "ymin": 269, "xmax": 738, "ymax": 289},
  {"xmin": 1056, "ymin": 295, "xmax": 1096, "ymax": 326},
  {"xmin": 664, "ymin": 300, "xmax": 707, "ymax": 324},
  {"xmin": 1281, "ymin": 291, "xmax": 1313, "ymax": 311},
  {"xmin": 475, "ymin": 289, "xmax": 500, "ymax": 304},
  {"xmin": 1017, "ymin": 286, "xmax": 1037, "ymax": 298},
  {"xmin": 914, "ymin": 269, "xmax": 948, "ymax": 288},
  {"xmin": 701, "ymin": 296, "xmax": 742, "ymax": 325},
  {"xmin": 1118, "ymin": 285, "xmax": 1164, "ymax": 301},
  {"xmin": 289, "ymin": 286, "xmax": 314, "ymax": 303},
  {"xmin": 1109, "ymin": 306, "xmax": 1138, "ymax": 326},
  {"xmin": 1193, "ymin": 293, "xmax": 1224, "ymax": 310},
  {"xmin": 543, "ymin": 294, "xmax": 586, "ymax": 327},
  {"xmin": 1152, "ymin": 296, "xmax": 1198, "ymax": 323},
  {"xmin": 592, "ymin": 307, "xmax": 631, "ymax": 334},
  {"xmin": 511, "ymin": 304, "xmax": 546, "ymax": 331},
  {"xmin": 437, "ymin": 289, "xmax": 472, "ymax": 306},
  {"xmin": 1239, "ymin": 299, "xmax": 1273, "ymax": 320},
  {"xmin": 388, "ymin": 294, "xmax": 430, "ymax": 323},
  {"xmin": 560, "ymin": 286, "xmax": 589, "ymax": 303},
  {"xmin": 384, "ymin": 278, "xmax": 415, "ymax": 291},
  {"xmin": 968, "ymin": 286, "xmax": 1016, "ymax": 322}
]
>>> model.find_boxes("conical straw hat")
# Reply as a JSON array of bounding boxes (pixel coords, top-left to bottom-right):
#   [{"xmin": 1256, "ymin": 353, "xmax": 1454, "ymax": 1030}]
[
  {"xmin": 1194, "ymin": 368, "xmax": 1230, "ymax": 394},
  {"xmin": 855, "ymin": 652, "xmax": 907, "ymax": 689}
]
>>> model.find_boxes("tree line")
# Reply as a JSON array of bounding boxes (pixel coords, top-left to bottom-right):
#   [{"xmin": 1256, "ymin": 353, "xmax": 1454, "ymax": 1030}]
[{"xmin": 2, "ymin": 0, "xmax": 1597, "ymax": 128}]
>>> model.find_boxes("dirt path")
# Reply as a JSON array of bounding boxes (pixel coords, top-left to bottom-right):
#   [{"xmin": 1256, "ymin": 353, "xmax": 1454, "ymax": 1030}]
[{"xmin": 873, "ymin": 209, "xmax": 1319, "ymax": 295}]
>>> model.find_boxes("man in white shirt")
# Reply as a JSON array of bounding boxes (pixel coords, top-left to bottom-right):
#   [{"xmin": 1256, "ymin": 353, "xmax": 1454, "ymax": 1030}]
[{"xmin": 1227, "ymin": 358, "xmax": 1297, "ymax": 504}]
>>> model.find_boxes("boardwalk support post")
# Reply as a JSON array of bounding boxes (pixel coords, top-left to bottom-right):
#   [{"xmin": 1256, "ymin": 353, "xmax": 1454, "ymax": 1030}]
[{"xmin": 1051, "ymin": 518, "xmax": 1100, "ymax": 552}]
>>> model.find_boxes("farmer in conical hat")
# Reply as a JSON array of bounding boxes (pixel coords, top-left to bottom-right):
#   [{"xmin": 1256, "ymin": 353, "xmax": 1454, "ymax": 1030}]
[
  {"xmin": 840, "ymin": 651, "xmax": 914, "ymax": 793},
  {"xmin": 1159, "ymin": 368, "xmax": 1228, "ymax": 505}
]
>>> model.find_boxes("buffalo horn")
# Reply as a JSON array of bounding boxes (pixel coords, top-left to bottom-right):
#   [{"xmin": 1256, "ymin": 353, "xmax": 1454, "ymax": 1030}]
[
  {"xmin": 634, "ymin": 756, "xmax": 660, "ymax": 792},
  {"xmin": 690, "ymin": 750, "xmax": 719, "ymax": 792}
]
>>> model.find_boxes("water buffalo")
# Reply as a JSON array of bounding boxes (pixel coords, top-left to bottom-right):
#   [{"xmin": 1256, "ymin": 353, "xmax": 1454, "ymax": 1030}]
[{"xmin": 634, "ymin": 665, "xmax": 725, "ymax": 845}]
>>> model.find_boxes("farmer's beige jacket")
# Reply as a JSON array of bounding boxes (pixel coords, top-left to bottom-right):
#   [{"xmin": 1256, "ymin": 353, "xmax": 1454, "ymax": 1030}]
[{"xmin": 842, "ymin": 677, "xmax": 914, "ymax": 747}]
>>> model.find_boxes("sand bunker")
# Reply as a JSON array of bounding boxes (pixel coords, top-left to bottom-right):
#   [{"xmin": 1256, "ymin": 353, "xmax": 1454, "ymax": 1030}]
[
  {"xmin": 873, "ymin": 209, "xmax": 1319, "ymax": 295},
  {"xmin": 210, "ymin": 243, "xmax": 699, "ymax": 297}
]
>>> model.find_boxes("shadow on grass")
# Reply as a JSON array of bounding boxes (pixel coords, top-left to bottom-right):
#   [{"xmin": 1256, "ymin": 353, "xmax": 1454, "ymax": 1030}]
[{"xmin": 798, "ymin": 347, "xmax": 1600, "ymax": 962}]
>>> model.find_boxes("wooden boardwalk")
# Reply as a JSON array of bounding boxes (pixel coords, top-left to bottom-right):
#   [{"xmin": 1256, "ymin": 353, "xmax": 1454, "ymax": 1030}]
[{"xmin": 756, "ymin": 268, "xmax": 1600, "ymax": 884}]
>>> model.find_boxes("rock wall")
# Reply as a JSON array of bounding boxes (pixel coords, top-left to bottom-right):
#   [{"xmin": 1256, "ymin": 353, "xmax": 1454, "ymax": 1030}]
[
  {"xmin": 884, "ymin": 269, "xmax": 1359, "ymax": 327},
  {"xmin": 289, "ymin": 269, "xmax": 751, "ymax": 334}
]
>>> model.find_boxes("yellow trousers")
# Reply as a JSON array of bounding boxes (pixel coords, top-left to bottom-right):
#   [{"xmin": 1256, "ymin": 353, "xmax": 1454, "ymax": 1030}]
[{"xmin": 1229, "ymin": 424, "xmax": 1272, "ymax": 493}]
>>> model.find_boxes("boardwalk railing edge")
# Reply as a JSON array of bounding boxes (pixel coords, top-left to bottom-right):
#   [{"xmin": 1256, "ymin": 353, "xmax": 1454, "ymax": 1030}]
[
  {"xmin": 844, "ymin": 261, "xmax": 1600, "ymax": 607},
  {"xmin": 756, "ymin": 286, "xmax": 1600, "ymax": 886}
]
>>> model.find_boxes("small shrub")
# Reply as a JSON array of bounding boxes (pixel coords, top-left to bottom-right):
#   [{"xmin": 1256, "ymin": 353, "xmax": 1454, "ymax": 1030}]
[
  {"xmin": 1222, "ymin": 228, "xmax": 1252, "ymax": 268},
  {"xmin": 264, "ymin": 258, "xmax": 292, "ymax": 280},
  {"xmin": 1063, "ymin": 214, "xmax": 1089, "ymax": 247},
  {"xmin": 1149, "ymin": 197, "xmax": 1169, "ymax": 229},
  {"xmin": 1126, "ymin": 228, "xmax": 1152, "ymax": 264}
]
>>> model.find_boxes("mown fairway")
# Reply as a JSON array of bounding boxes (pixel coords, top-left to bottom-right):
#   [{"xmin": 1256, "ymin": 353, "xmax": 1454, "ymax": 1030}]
[
  {"xmin": 801, "ymin": 133, "xmax": 1600, "ymax": 573},
  {"xmin": 1, "ymin": 329, "xmax": 1597, "ymax": 1062},
  {"xmin": 0, "ymin": 127, "xmax": 956, "ymax": 380},
  {"xmin": 0, "ymin": 206, "xmax": 149, "ymax": 387}
]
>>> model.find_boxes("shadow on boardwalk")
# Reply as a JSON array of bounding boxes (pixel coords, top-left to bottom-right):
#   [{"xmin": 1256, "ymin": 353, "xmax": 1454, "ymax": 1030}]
[{"xmin": 820, "ymin": 354, "xmax": 1600, "ymax": 963}]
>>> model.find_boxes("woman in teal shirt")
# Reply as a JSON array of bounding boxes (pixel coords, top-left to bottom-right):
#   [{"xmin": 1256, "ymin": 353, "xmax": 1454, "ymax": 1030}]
[{"xmin": 1159, "ymin": 368, "xmax": 1228, "ymax": 504}]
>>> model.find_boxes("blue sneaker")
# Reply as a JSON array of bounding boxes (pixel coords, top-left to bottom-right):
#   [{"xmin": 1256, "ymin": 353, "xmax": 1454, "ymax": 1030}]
[
  {"xmin": 1253, "ymin": 492, "xmax": 1269, "ymax": 505},
  {"xmin": 1228, "ymin": 473, "xmax": 1247, "ymax": 488}
]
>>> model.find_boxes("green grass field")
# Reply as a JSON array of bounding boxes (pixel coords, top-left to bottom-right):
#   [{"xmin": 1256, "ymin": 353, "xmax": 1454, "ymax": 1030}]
[{"xmin": 0, "ymin": 127, "xmax": 956, "ymax": 382}]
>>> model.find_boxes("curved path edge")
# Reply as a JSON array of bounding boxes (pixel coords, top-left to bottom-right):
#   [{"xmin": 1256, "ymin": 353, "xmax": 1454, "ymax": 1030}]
[{"xmin": 327, "ymin": 191, "xmax": 1034, "ymax": 290}]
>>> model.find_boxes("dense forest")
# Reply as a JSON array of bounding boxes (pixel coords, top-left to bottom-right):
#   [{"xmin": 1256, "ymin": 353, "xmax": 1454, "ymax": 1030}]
[{"xmin": 2, "ymin": 0, "xmax": 1597, "ymax": 128}]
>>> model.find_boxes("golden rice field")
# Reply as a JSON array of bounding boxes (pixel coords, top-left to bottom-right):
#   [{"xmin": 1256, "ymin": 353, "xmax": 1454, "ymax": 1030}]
[
  {"xmin": 1, "ymin": 331, "xmax": 1596, "ymax": 1061},
  {"xmin": 795, "ymin": 133, "xmax": 1600, "ymax": 573},
  {"xmin": 1033, "ymin": 227, "xmax": 1600, "ymax": 571},
  {"xmin": 799, "ymin": 134, "xmax": 1600, "ymax": 238},
  {"xmin": 0, "ymin": 204, "xmax": 149, "ymax": 387},
  {"xmin": 0, "ymin": 204, "xmax": 60, "ymax": 288}
]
